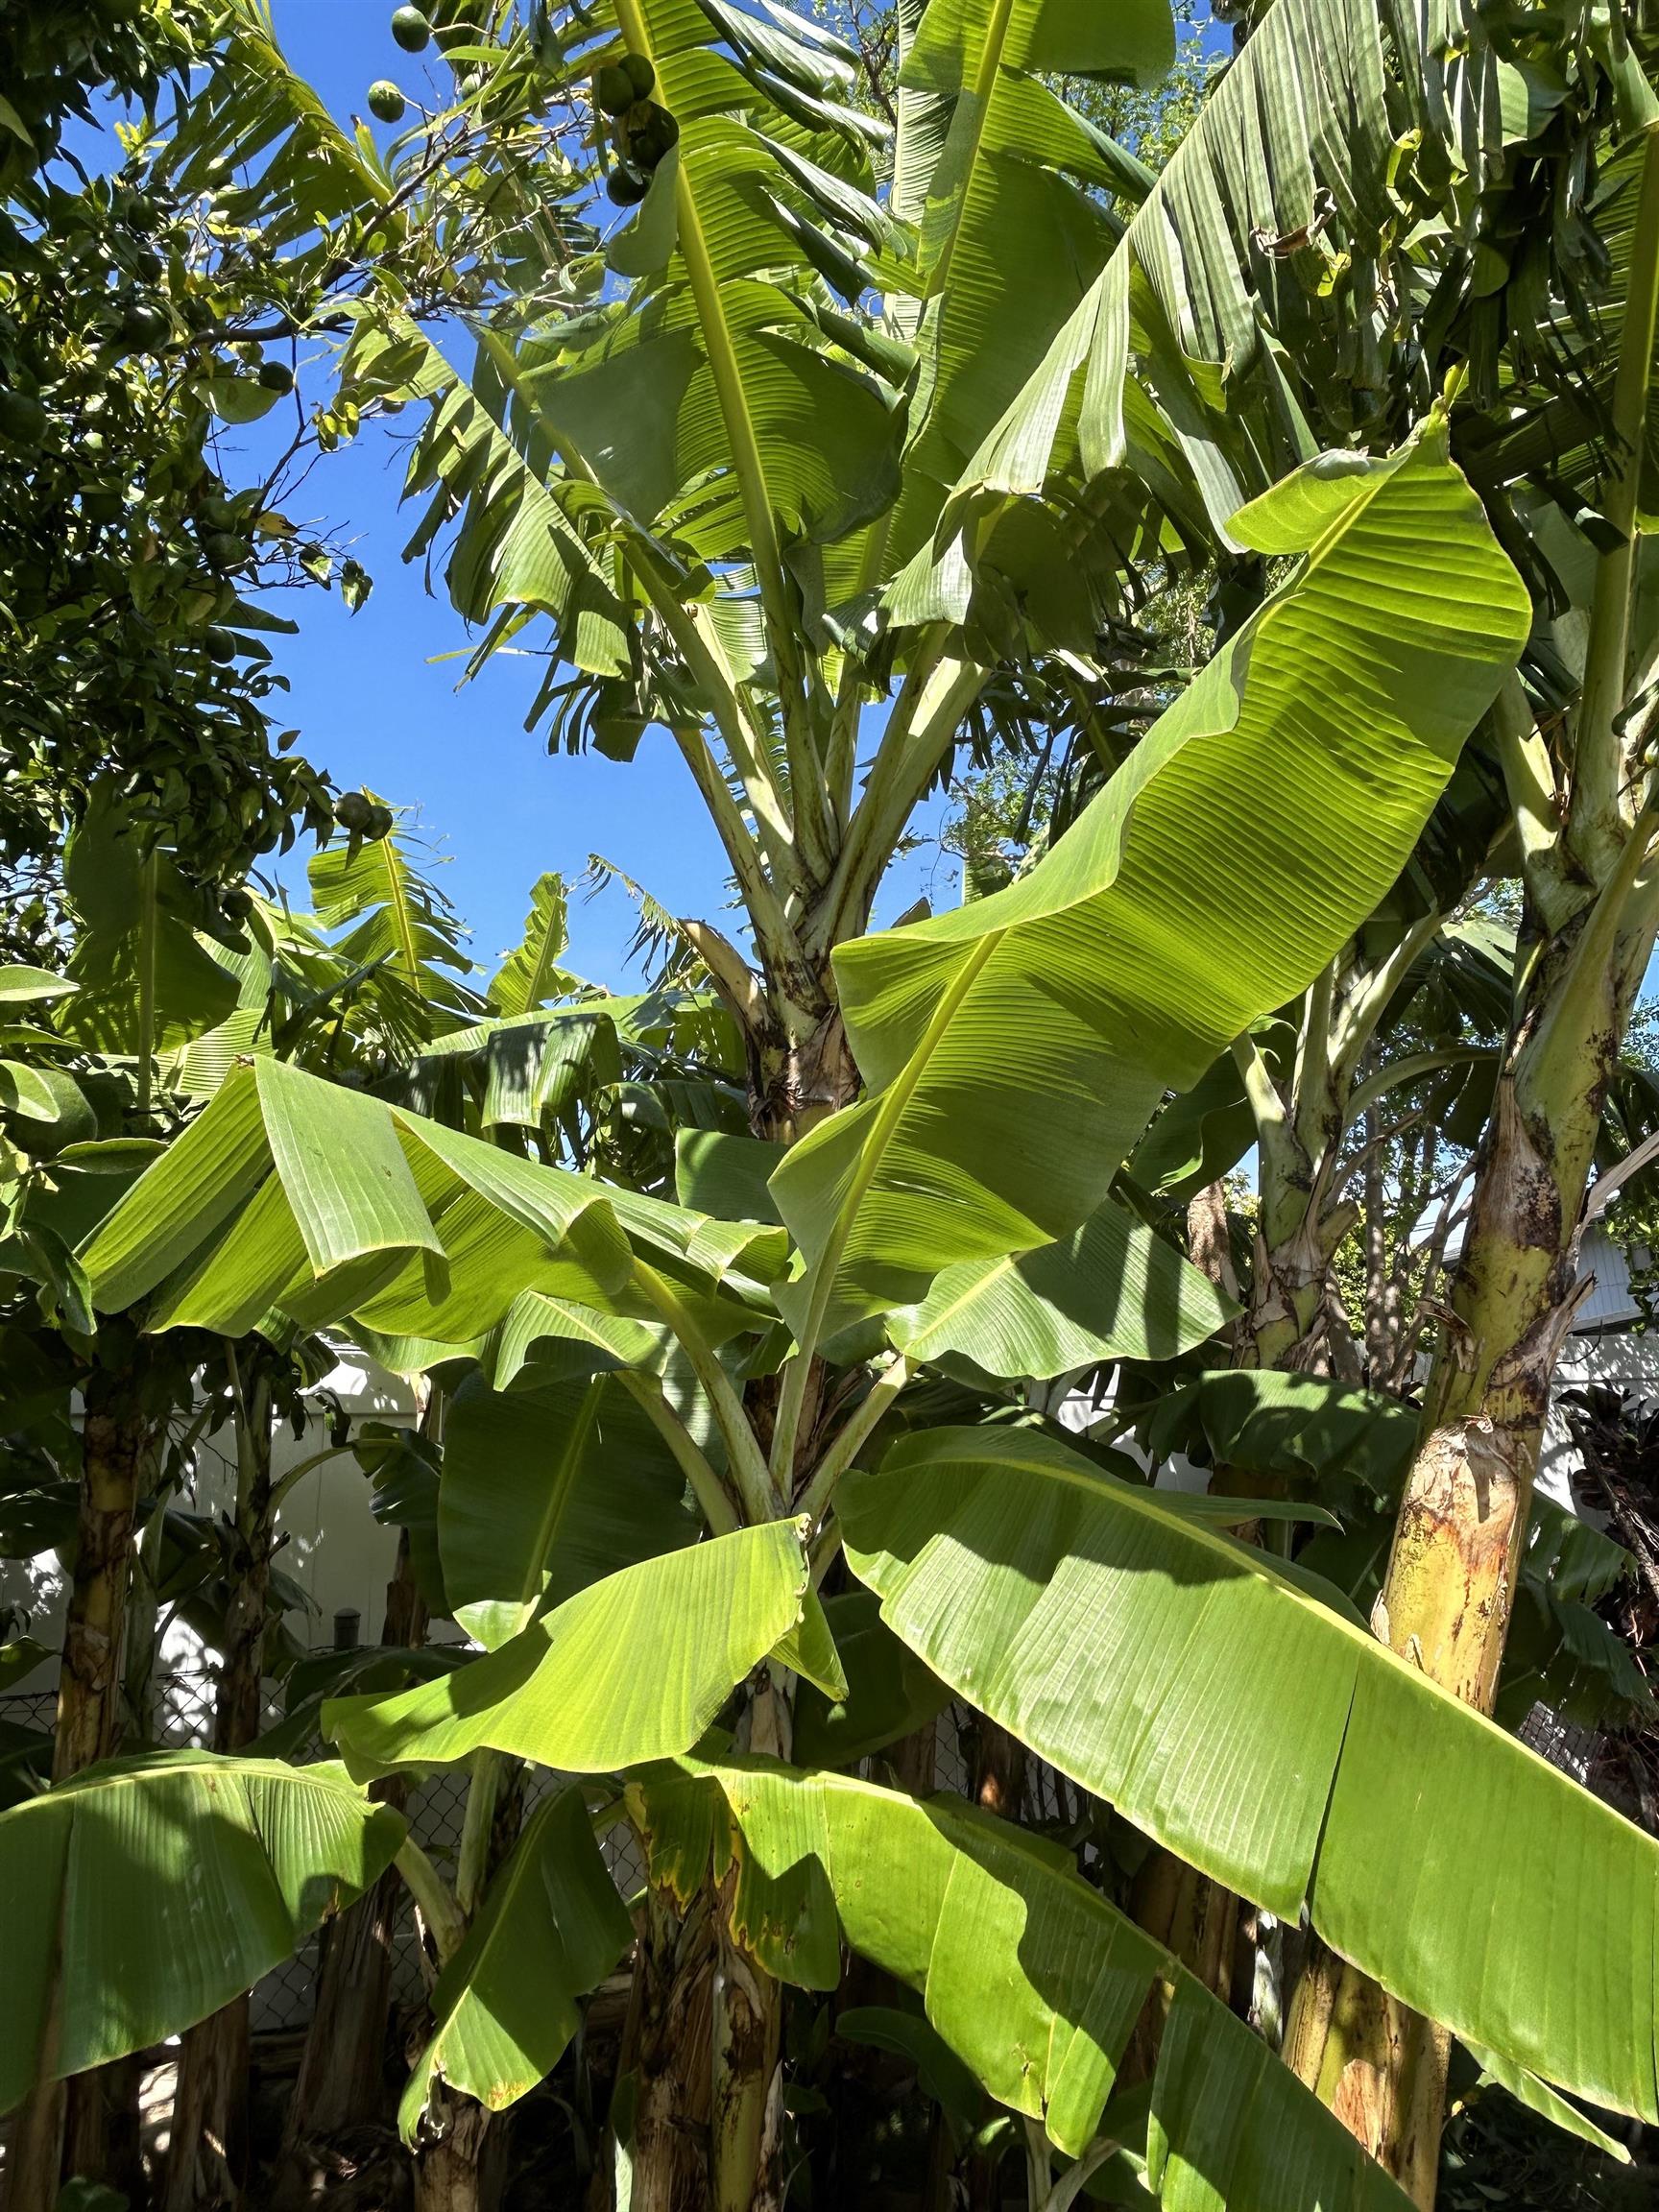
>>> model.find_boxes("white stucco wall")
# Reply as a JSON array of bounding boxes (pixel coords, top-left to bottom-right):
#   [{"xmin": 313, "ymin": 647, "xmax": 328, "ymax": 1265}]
[{"xmin": 0, "ymin": 1344, "xmax": 421, "ymax": 1698}]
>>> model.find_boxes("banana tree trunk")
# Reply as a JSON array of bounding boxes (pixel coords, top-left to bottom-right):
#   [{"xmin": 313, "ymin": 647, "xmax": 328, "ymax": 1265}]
[
  {"xmin": 625, "ymin": 1888, "xmax": 716, "ymax": 2212},
  {"xmin": 412, "ymin": 2084, "xmax": 496, "ymax": 2212},
  {"xmin": 283, "ymin": 1530, "xmax": 430, "ymax": 2167},
  {"xmin": 1290, "ymin": 895, "xmax": 1653, "ymax": 2200},
  {"xmin": 165, "ymin": 1360, "xmax": 275, "ymax": 2212},
  {"xmin": 9, "ymin": 1359, "xmax": 151, "ymax": 2208}
]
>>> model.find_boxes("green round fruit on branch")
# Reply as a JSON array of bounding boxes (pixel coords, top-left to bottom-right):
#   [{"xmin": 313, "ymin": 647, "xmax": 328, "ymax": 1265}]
[
  {"xmin": 367, "ymin": 79, "xmax": 407, "ymax": 122},
  {"xmin": 594, "ymin": 62, "xmax": 635, "ymax": 115},
  {"xmin": 606, "ymin": 163, "xmax": 649, "ymax": 206},
  {"xmin": 80, "ymin": 486, "xmax": 124, "ymax": 525},
  {"xmin": 204, "ymin": 627, "xmax": 238, "ymax": 662},
  {"xmin": 202, "ymin": 531, "xmax": 251, "ymax": 568},
  {"xmin": 222, "ymin": 886, "xmax": 252, "ymax": 921},
  {"xmin": 118, "ymin": 301, "xmax": 171, "ymax": 350},
  {"xmin": 622, "ymin": 51, "xmax": 656, "ymax": 98},
  {"xmin": 0, "ymin": 388, "xmax": 47, "ymax": 447},
  {"xmin": 132, "ymin": 246, "xmax": 163, "ymax": 282},
  {"xmin": 257, "ymin": 360, "xmax": 295, "ymax": 394},
  {"xmin": 364, "ymin": 804, "xmax": 396, "ymax": 841},
  {"xmin": 390, "ymin": 3, "xmax": 431, "ymax": 50},
  {"xmin": 334, "ymin": 789, "xmax": 375, "ymax": 832},
  {"xmin": 122, "ymin": 189, "xmax": 159, "ymax": 231}
]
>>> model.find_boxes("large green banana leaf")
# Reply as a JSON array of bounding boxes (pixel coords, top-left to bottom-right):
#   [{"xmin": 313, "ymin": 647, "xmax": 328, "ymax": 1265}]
[
  {"xmin": 837, "ymin": 1426, "xmax": 1659, "ymax": 2122},
  {"xmin": 923, "ymin": 0, "xmax": 1515, "ymax": 610},
  {"xmin": 75, "ymin": 1057, "xmax": 784, "ymax": 1345},
  {"xmin": 325, "ymin": 1520, "xmax": 808, "ymax": 1777},
  {"xmin": 399, "ymin": 1786, "xmax": 633, "ymax": 2142},
  {"xmin": 771, "ymin": 431, "xmax": 1530, "ymax": 1343},
  {"xmin": 425, "ymin": 0, "xmax": 905, "ymax": 589},
  {"xmin": 628, "ymin": 1755, "xmax": 1410, "ymax": 2206},
  {"xmin": 440, "ymin": 1371, "xmax": 698, "ymax": 1648},
  {"xmin": 884, "ymin": 0, "xmax": 1172, "ymax": 563},
  {"xmin": 888, "ymin": 1195, "xmax": 1233, "ymax": 1378},
  {"xmin": 59, "ymin": 784, "xmax": 240, "ymax": 1058},
  {"xmin": 0, "ymin": 1752, "xmax": 403, "ymax": 2110}
]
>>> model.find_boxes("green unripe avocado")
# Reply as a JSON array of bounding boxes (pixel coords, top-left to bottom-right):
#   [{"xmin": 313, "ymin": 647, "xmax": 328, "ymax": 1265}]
[
  {"xmin": 334, "ymin": 790, "xmax": 375, "ymax": 832},
  {"xmin": 0, "ymin": 388, "xmax": 47, "ymax": 447},
  {"xmin": 367, "ymin": 79, "xmax": 407, "ymax": 123},
  {"xmin": 80, "ymin": 486, "xmax": 124, "ymax": 525},
  {"xmin": 391, "ymin": 4, "xmax": 431, "ymax": 50},
  {"xmin": 594, "ymin": 62, "xmax": 635, "ymax": 115},
  {"xmin": 202, "ymin": 531, "xmax": 250, "ymax": 568},
  {"xmin": 257, "ymin": 360, "xmax": 295, "ymax": 394},
  {"xmin": 622, "ymin": 51, "xmax": 656, "ymax": 98},
  {"xmin": 606, "ymin": 164, "xmax": 649, "ymax": 206},
  {"xmin": 204, "ymin": 626, "xmax": 238, "ymax": 662},
  {"xmin": 119, "ymin": 301, "xmax": 171, "ymax": 349}
]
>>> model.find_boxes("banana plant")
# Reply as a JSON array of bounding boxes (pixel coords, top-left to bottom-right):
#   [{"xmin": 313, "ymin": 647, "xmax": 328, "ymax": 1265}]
[
  {"xmin": 0, "ymin": 411, "xmax": 1556, "ymax": 2209},
  {"xmin": 317, "ymin": 0, "xmax": 1179, "ymax": 1139},
  {"xmin": 933, "ymin": 3, "xmax": 1659, "ymax": 2178}
]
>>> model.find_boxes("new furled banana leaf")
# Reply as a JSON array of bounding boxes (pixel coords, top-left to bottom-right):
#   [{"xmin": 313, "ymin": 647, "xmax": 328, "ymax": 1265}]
[
  {"xmin": 628, "ymin": 1755, "xmax": 1411, "ymax": 2206},
  {"xmin": 838, "ymin": 1425, "xmax": 1659, "ymax": 2122}
]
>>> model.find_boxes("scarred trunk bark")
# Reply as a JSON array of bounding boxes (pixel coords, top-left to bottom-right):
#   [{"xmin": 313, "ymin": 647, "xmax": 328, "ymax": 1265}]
[
  {"xmin": 9, "ymin": 1362, "xmax": 149, "ymax": 2211},
  {"xmin": 165, "ymin": 1366, "xmax": 275, "ymax": 2212},
  {"xmin": 412, "ymin": 2087, "xmax": 494, "ymax": 2212},
  {"xmin": 627, "ymin": 1889, "xmax": 716, "ymax": 2212},
  {"xmin": 1291, "ymin": 902, "xmax": 1649, "ymax": 2201}
]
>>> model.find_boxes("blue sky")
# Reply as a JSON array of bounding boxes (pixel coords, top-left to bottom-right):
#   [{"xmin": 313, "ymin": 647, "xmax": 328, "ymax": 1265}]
[{"xmin": 217, "ymin": 0, "xmax": 955, "ymax": 988}]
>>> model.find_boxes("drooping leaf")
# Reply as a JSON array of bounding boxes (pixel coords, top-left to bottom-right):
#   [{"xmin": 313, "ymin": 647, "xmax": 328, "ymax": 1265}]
[
  {"xmin": 0, "ymin": 1752, "xmax": 403, "ymax": 2111},
  {"xmin": 325, "ymin": 1521, "xmax": 809, "ymax": 1777},
  {"xmin": 628, "ymin": 1754, "xmax": 1410, "ymax": 2205},
  {"xmin": 399, "ymin": 1786, "xmax": 633, "ymax": 2140},
  {"xmin": 838, "ymin": 1425, "xmax": 1659, "ymax": 2123},
  {"xmin": 889, "ymin": 1196, "xmax": 1233, "ymax": 1378},
  {"xmin": 76, "ymin": 1057, "xmax": 779, "ymax": 1348},
  {"xmin": 791, "ymin": 1587, "xmax": 951, "ymax": 1767}
]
